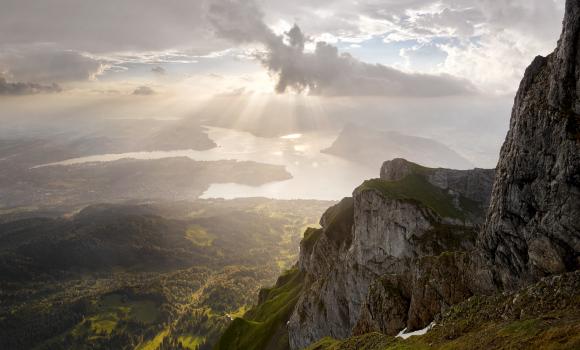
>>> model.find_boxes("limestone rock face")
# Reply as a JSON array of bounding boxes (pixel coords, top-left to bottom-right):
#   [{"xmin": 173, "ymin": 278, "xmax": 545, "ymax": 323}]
[
  {"xmin": 288, "ymin": 161, "xmax": 492, "ymax": 349},
  {"xmin": 352, "ymin": 274, "xmax": 411, "ymax": 336},
  {"xmin": 379, "ymin": 158, "xmax": 415, "ymax": 182},
  {"xmin": 425, "ymin": 168, "xmax": 495, "ymax": 207},
  {"xmin": 479, "ymin": 0, "xmax": 580, "ymax": 290},
  {"xmin": 351, "ymin": 193, "xmax": 434, "ymax": 266},
  {"xmin": 405, "ymin": 252, "xmax": 473, "ymax": 330},
  {"xmin": 353, "ymin": 251, "xmax": 475, "ymax": 337}
]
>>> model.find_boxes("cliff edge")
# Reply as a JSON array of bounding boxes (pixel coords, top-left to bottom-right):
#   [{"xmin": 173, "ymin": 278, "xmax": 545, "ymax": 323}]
[
  {"xmin": 288, "ymin": 161, "xmax": 494, "ymax": 349},
  {"xmin": 479, "ymin": 0, "xmax": 580, "ymax": 290}
]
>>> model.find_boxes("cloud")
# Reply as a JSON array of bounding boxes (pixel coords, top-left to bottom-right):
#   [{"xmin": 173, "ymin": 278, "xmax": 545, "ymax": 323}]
[
  {"xmin": 400, "ymin": 42, "xmax": 448, "ymax": 71},
  {"xmin": 208, "ymin": 1, "xmax": 474, "ymax": 96},
  {"xmin": 260, "ymin": 0, "xmax": 563, "ymax": 94},
  {"xmin": 151, "ymin": 66, "xmax": 166, "ymax": 75},
  {"xmin": 0, "ymin": 47, "xmax": 107, "ymax": 83},
  {"xmin": 0, "ymin": 0, "xmax": 563, "ymax": 94},
  {"xmin": 208, "ymin": 0, "xmax": 277, "ymax": 45},
  {"xmin": 0, "ymin": 76, "xmax": 62, "ymax": 95},
  {"xmin": 217, "ymin": 87, "xmax": 247, "ymax": 96},
  {"xmin": 427, "ymin": 0, "xmax": 565, "ymax": 94},
  {"xmin": 477, "ymin": 0, "xmax": 564, "ymax": 42},
  {"xmin": 0, "ymin": 0, "xmax": 223, "ymax": 53},
  {"xmin": 133, "ymin": 86, "xmax": 156, "ymax": 95},
  {"xmin": 267, "ymin": 0, "xmax": 562, "ymax": 46},
  {"xmin": 266, "ymin": 25, "xmax": 474, "ymax": 96}
]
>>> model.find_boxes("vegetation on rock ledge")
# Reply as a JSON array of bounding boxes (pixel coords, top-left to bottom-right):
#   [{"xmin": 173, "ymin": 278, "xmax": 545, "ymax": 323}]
[
  {"xmin": 358, "ymin": 173, "xmax": 472, "ymax": 221},
  {"xmin": 307, "ymin": 271, "xmax": 580, "ymax": 350},
  {"xmin": 214, "ymin": 268, "xmax": 304, "ymax": 350}
]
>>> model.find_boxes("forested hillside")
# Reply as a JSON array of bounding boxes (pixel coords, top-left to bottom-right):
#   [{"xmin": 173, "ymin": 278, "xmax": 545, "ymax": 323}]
[{"xmin": 0, "ymin": 199, "xmax": 332, "ymax": 350}]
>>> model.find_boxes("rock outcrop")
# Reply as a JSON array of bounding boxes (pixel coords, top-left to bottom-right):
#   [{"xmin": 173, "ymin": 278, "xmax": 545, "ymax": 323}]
[
  {"xmin": 307, "ymin": 271, "xmax": 580, "ymax": 350},
  {"xmin": 479, "ymin": 0, "xmax": 580, "ymax": 290},
  {"xmin": 288, "ymin": 161, "xmax": 494, "ymax": 349},
  {"xmin": 380, "ymin": 158, "xmax": 494, "ymax": 224}
]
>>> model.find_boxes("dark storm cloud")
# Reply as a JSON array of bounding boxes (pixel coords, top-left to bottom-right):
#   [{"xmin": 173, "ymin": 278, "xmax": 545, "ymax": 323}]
[{"xmin": 0, "ymin": 76, "xmax": 62, "ymax": 95}]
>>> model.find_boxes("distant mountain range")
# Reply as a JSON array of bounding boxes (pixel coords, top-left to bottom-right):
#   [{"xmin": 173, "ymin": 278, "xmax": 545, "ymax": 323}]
[{"xmin": 322, "ymin": 124, "xmax": 473, "ymax": 170}]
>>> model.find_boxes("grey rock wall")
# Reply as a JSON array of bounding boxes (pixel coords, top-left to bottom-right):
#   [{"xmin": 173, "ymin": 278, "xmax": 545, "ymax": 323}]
[{"xmin": 479, "ymin": 0, "xmax": 580, "ymax": 290}]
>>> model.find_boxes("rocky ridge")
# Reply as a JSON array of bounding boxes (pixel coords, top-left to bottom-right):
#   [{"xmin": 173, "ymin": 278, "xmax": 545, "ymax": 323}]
[
  {"xmin": 478, "ymin": 0, "xmax": 580, "ymax": 290},
  {"xmin": 287, "ymin": 160, "xmax": 494, "ymax": 349}
]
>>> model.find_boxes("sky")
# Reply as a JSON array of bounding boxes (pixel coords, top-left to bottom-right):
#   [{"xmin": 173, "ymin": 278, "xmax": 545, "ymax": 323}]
[{"xmin": 0, "ymin": 0, "xmax": 566, "ymax": 167}]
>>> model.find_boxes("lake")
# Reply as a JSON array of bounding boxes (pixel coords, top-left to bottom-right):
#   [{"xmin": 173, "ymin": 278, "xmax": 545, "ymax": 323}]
[{"xmin": 36, "ymin": 127, "xmax": 378, "ymax": 200}]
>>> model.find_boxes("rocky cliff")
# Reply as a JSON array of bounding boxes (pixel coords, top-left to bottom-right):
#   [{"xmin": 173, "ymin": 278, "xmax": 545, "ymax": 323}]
[
  {"xmin": 307, "ymin": 271, "xmax": 580, "ymax": 350},
  {"xmin": 287, "ymin": 161, "xmax": 494, "ymax": 349},
  {"xmin": 478, "ymin": 0, "xmax": 580, "ymax": 290}
]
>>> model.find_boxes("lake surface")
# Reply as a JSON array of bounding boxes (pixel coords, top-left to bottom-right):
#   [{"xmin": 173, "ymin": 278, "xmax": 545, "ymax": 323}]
[{"xmin": 36, "ymin": 127, "xmax": 378, "ymax": 200}]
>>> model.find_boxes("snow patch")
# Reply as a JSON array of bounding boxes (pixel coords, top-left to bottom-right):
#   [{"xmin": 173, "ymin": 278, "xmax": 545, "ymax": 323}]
[{"xmin": 396, "ymin": 322, "xmax": 435, "ymax": 339}]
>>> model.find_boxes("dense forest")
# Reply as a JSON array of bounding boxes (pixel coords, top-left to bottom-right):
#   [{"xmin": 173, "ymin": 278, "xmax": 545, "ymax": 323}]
[{"xmin": 0, "ymin": 199, "xmax": 332, "ymax": 350}]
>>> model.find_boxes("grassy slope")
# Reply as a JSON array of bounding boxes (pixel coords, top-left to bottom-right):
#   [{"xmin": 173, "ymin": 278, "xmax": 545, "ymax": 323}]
[
  {"xmin": 307, "ymin": 272, "xmax": 580, "ymax": 350},
  {"xmin": 301, "ymin": 227, "xmax": 323, "ymax": 253},
  {"xmin": 358, "ymin": 174, "xmax": 465, "ymax": 220},
  {"xmin": 178, "ymin": 335, "xmax": 206, "ymax": 349},
  {"xmin": 357, "ymin": 160, "xmax": 477, "ymax": 221},
  {"xmin": 214, "ymin": 268, "xmax": 304, "ymax": 350},
  {"xmin": 72, "ymin": 293, "xmax": 160, "ymax": 337},
  {"xmin": 309, "ymin": 317, "xmax": 580, "ymax": 350}
]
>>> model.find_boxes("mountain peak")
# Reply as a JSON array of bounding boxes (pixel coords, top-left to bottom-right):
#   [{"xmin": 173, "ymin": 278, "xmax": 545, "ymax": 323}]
[
  {"xmin": 479, "ymin": 0, "xmax": 580, "ymax": 290},
  {"xmin": 549, "ymin": 0, "xmax": 580, "ymax": 110},
  {"xmin": 379, "ymin": 158, "xmax": 418, "ymax": 181}
]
